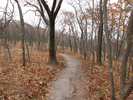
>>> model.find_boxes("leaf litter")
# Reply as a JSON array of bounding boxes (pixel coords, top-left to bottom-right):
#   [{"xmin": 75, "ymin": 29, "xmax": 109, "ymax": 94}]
[{"xmin": 0, "ymin": 43, "xmax": 65, "ymax": 100}]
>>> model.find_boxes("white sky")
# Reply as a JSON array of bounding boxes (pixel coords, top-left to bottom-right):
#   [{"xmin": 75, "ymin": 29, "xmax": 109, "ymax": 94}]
[{"xmin": 0, "ymin": 0, "xmax": 117, "ymax": 27}]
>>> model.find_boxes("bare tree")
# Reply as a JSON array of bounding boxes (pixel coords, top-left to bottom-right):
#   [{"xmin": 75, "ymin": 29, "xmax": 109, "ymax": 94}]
[
  {"xmin": 37, "ymin": 17, "xmax": 41, "ymax": 51},
  {"xmin": 120, "ymin": 9, "xmax": 133, "ymax": 99},
  {"xmin": 104, "ymin": 0, "xmax": 116, "ymax": 99},
  {"xmin": 97, "ymin": 0, "xmax": 103, "ymax": 64},
  {"xmin": 15, "ymin": 0, "xmax": 25, "ymax": 66},
  {"xmin": 25, "ymin": 0, "xmax": 63, "ymax": 63},
  {"xmin": 1, "ymin": 0, "xmax": 14, "ymax": 61},
  {"xmin": 39, "ymin": 0, "xmax": 63, "ymax": 63},
  {"xmin": 91, "ymin": 0, "xmax": 95, "ymax": 73}
]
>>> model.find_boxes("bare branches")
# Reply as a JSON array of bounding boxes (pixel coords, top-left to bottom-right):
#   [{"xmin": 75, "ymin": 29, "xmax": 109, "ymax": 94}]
[
  {"xmin": 54, "ymin": 0, "xmax": 63, "ymax": 18},
  {"xmin": 25, "ymin": 1, "xmax": 49, "ymax": 25},
  {"xmin": 126, "ymin": 0, "xmax": 133, "ymax": 6},
  {"xmin": 40, "ymin": 0, "xmax": 51, "ymax": 17},
  {"xmin": 51, "ymin": 0, "xmax": 57, "ymax": 14},
  {"xmin": 3, "ymin": 0, "xmax": 14, "ymax": 28}
]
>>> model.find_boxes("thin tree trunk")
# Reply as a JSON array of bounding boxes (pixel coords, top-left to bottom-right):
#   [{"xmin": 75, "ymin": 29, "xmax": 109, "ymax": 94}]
[
  {"xmin": 103, "ymin": 37, "xmax": 106, "ymax": 61},
  {"xmin": 62, "ymin": 37, "xmax": 64, "ymax": 52},
  {"xmin": 119, "ymin": 76, "xmax": 133, "ymax": 100},
  {"xmin": 73, "ymin": 36, "xmax": 77, "ymax": 53},
  {"xmin": 91, "ymin": 52, "xmax": 95, "ymax": 73},
  {"xmin": 15, "ymin": 0, "xmax": 25, "ymax": 66},
  {"xmin": 120, "ymin": 10, "xmax": 133, "ymax": 98},
  {"xmin": 69, "ymin": 34, "xmax": 72, "ymax": 52},
  {"xmin": 4, "ymin": 37, "xmax": 12, "ymax": 61},
  {"xmin": 127, "ymin": 56, "xmax": 130, "ymax": 79},
  {"xmin": 91, "ymin": 0, "xmax": 94, "ymax": 73},
  {"xmin": 25, "ymin": 41, "xmax": 30, "ymax": 60},
  {"xmin": 97, "ymin": 0, "xmax": 103, "ymax": 64},
  {"xmin": 104, "ymin": 0, "xmax": 116, "ymax": 99},
  {"xmin": 37, "ymin": 18, "xmax": 41, "ymax": 51}
]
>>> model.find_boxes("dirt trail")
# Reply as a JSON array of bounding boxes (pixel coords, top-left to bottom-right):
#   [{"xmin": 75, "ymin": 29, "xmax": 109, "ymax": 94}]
[{"xmin": 46, "ymin": 54, "xmax": 88, "ymax": 100}]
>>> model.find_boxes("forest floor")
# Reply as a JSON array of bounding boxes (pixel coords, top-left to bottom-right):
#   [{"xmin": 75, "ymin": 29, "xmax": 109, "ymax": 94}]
[
  {"xmin": 0, "ymin": 43, "xmax": 133, "ymax": 100},
  {"xmin": 0, "ymin": 43, "xmax": 65, "ymax": 100}
]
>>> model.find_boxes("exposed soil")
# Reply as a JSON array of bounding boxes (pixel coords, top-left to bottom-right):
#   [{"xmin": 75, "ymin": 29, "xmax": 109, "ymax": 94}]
[
  {"xmin": 71, "ymin": 60, "xmax": 89, "ymax": 100},
  {"xmin": 46, "ymin": 54, "xmax": 88, "ymax": 100}
]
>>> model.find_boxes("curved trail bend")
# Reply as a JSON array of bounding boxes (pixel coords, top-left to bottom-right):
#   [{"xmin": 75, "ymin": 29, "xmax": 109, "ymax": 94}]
[{"xmin": 46, "ymin": 54, "xmax": 87, "ymax": 100}]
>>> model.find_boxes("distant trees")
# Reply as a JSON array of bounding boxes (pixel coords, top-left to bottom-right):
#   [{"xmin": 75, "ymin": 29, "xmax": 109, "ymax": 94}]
[{"xmin": 0, "ymin": 0, "xmax": 14, "ymax": 61}]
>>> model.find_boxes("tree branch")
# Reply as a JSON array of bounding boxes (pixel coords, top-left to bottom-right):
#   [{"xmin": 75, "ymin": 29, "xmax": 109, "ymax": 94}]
[
  {"xmin": 54, "ymin": 0, "xmax": 63, "ymax": 18},
  {"xmin": 51, "ymin": 0, "xmax": 57, "ymax": 14},
  {"xmin": 37, "ymin": 0, "xmax": 49, "ymax": 25},
  {"xmin": 120, "ymin": 76, "xmax": 133, "ymax": 100},
  {"xmin": 25, "ymin": 1, "xmax": 49, "ymax": 25},
  {"xmin": 40, "ymin": 0, "xmax": 51, "ymax": 17},
  {"xmin": 126, "ymin": 0, "xmax": 133, "ymax": 6}
]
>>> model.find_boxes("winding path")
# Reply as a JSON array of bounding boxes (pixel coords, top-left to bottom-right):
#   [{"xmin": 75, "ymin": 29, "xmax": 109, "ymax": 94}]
[{"xmin": 46, "ymin": 54, "xmax": 88, "ymax": 100}]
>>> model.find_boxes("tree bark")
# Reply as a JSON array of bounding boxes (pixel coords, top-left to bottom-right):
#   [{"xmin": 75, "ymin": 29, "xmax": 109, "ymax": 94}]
[
  {"xmin": 73, "ymin": 35, "xmax": 77, "ymax": 53},
  {"xmin": 103, "ymin": 36, "xmax": 106, "ymax": 61},
  {"xmin": 120, "ymin": 10, "xmax": 133, "ymax": 98},
  {"xmin": 119, "ymin": 76, "xmax": 133, "ymax": 100},
  {"xmin": 91, "ymin": 0, "xmax": 95, "ymax": 73},
  {"xmin": 49, "ymin": 17, "xmax": 57, "ymax": 63},
  {"xmin": 40, "ymin": 0, "xmax": 63, "ymax": 63},
  {"xmin": 25, "ymin": 41, "xmax": 30, "ymax": 60},
  {"xmin": 15, "ymin": 0, "xmax": 25, "ymax": 66},
  {"xmin": 104, "ymin": 0, "xmax": 116, "ymax": 99},
  {"xmin": 97, "ymin": 0, "xmax": 103, "ymax": 64},
  {"xmin": 69, "ymin": 34, "xmax": 72, "ymax": 52}
]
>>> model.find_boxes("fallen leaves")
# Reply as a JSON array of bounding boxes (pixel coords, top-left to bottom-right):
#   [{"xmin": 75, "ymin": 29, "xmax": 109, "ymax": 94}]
[
  {"xmin": 82, "ymin": 57, "xmax": 133, "ymax": 100},
  {"xmin": 63, "ymin": 52, "xmax": 133, "ymax": 100},
  {"xmin": 0, "ymin": 42, "xmax": 65, "ymax": 100}
]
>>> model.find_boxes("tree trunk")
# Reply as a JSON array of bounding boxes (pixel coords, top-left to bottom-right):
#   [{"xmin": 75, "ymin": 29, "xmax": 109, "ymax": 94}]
[
  {"xmin": 120, "ymin": 10, "xmax": 133, "ymax": 98},
  {"xmin": 4, "ymin": 37, "xmax": 12, "ymax": 61},
  {"xmin": 40, "ymin": 0, "xmax": 63, "ymax": 63},
  {"xmin": 103, "ymin": 37, "xmax": 106, "ymax": 61},
  {"xmin": 91, "ymin": 52, "xmax": 95, "ymax": 73},
  {"xmin": 73, "ymin": 36, "xmax": 77, "ymax": 53},
  {"xmin": 62, "ymin": 37, "xmax": 64, "ymax": 52},
  {"xmin": 25, "ymin": 41, "xmax": 30, "ymax": 60},
  {"xmin": 69, "ymin": 34, "xmax": 72, "ymax": 52},
  {"xmin": 97, "ymin": 0, "xmax": 103, "ymax": 64},
  {"xmin": 49, "ymin": 18, "xmax": 56, "ymax": 63},
  {"xmin": 127, "ymin": 56, "xmax": 130, "ymax": 79},
  {"xmin": 119, "ymin": 76, "xmax": 133, "ymax": 100},
  {"xmin": 15, "ymin": 0, "xmax": 25, "ymax": 66},
  {"xmin": 104, "ymin": 0, "xmax": 116, "ymax": 99},
  {"xmin": 37, "ymin": 18, "xmax": 41, "ymax": 51},
  {"xmin": 91, "ymin": 0, "xmax": 95, "ymax": 73}
]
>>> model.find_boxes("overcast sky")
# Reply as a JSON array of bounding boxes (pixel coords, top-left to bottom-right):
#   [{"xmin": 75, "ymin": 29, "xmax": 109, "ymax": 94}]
[{"xmin": 0, "ymin": 0, "xmax": 117, "ymax": 27}]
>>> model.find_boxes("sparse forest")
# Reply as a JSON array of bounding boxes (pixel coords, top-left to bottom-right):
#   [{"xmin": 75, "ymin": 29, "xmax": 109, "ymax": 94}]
[{"xmin": 0, "ymin": 0, "xmax": 133, "ymax": 100}]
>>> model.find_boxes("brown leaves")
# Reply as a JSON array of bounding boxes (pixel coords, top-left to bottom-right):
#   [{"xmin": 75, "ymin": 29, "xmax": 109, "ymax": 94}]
[
  {"xmin": 0, "ymin": 42, "xmax": 64, "ymax": 100},
  {"xmin": 81, "ymin": 56, "xmax": 133, "ymax": 100}
]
